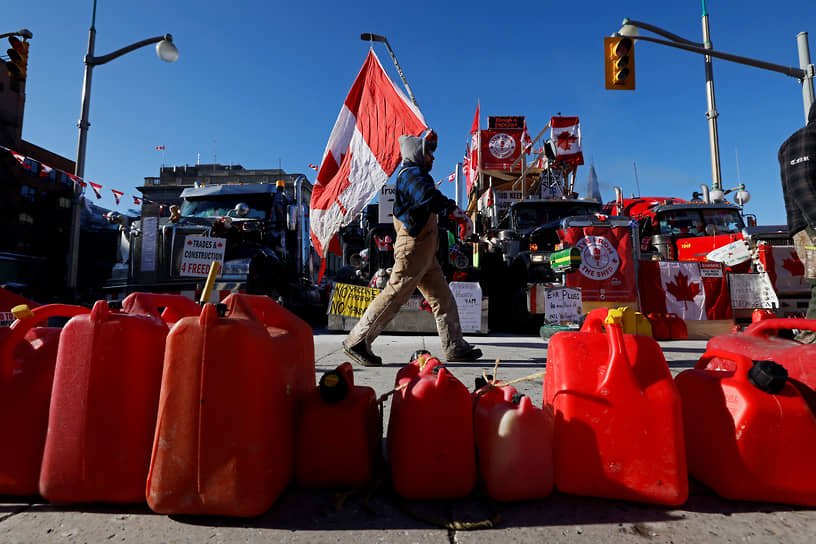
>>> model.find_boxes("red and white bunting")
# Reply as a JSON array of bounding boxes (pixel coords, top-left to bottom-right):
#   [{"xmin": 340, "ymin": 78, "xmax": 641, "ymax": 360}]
[
  {"xmin": 11, "ymin": 151, "xmax": 30, "ymax": 169},
  {"xmin": 88, "ymin": 181, "xmax": 103, "ymax": 199},
  {"xmin": 308, "ymin": 163, "xmax": 318, "ymax": 172},
  {"xmin": 133, "ymin": 196, "xmax": 142, "ymax": 205},
  {"xmin": 550, "ymin": 116, "xmax": 584, "ymax": 165},
  {"xmin": 111, "ymin": 189, "xmax": 124, "ymax": 205},
  {"xmin": 39, "ymin": 163, "xmax": 53, "ymax": 177},
  {"xmin": 310, "ymin": 50, "xmax": 426, "ymax": 267}
]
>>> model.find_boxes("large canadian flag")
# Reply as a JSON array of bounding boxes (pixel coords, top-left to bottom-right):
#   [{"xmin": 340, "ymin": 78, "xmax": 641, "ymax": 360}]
[
  {"xmin": 637, "ymin": 261, "xmax": 733, "ymax": 320},
  {"xmin": 551, "ymin": 116, "xmax": 584, "ymax": 165},
  {"xmin": 310, "ymin": 50, "xmax": 426, "ymax": 263}
]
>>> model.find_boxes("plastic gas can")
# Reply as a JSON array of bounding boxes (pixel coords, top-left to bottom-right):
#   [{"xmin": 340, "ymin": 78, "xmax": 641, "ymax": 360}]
[
  {"xmin": 0, "ymin": 304, "xmax": 89, "ymax": 495},
  {"xmin": 39, "ymin": 294, "xmax": 193, "ymax": 504},
  {"xmin": 387, "ymin": 360, "xmax": 475, "ymax": 499},
  {"xmin": 707, "ymin": 318, "xmax": 816, "ymax": 391},
  {"xmin": 295, "ymin": 363, "xmax": 379, "ymax": 489},
  {"xmin": 544, "ymin": 309, "xmax": 688, "ymax": 505},
  {"xmin": 475, "ymin": 394, "xmax": 554, "ymax": 502},
  {"xmin": 147, "ymin": 295, "xmax": 309, "ymax": 517},
  {"xmin": 676, "ymin": 349, "xmax": 816, "ymax": 505}
]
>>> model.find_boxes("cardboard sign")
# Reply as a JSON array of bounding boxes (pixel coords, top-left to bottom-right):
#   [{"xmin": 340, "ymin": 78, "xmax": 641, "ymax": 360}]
[
  {"xmin": 378, "ymin": 184, "xmax": 396, "ymax": 224},
  {"xmin": 480, "ymin": 129, "xmax": 522, "ymax": 170},
  {"xmin": 328, "ymin": 282, "xmax": 381, "ymax": 318},
  {"xmin": 140, "ymin": 216, "xmax": 157, "ymax": 273},
  {"xmin": 450, "ymin": 281, "xmax": 482, "ymax": 333},
  {"xmin": 179, "ymin": 235, "xmax": 226, "ymax": 278},
  {"xmin": 541, "ymin": 286, "xmax": 582, "ymax": 323},
  {"xmin": 728, "ymin": 272, "xmax": 779, "ymax": 310}
]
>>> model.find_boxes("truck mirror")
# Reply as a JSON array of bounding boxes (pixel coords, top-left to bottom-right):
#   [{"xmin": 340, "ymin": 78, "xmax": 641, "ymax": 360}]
[{"xmin": 234, "ymin": 202, "xmax": 249, "ymax": 217}]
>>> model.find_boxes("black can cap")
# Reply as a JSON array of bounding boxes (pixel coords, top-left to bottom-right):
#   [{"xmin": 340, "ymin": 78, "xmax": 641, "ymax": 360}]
[
  {"xmin": 512, "ymin": 392, "xmax": 526, "ymax": 405},
  {"xmin": 319, "ymin": 369, "xmax": 349, "ymax": 404},
  {"xmin": 215, "ymin": 303, "xmax": 228, "ymax": 317},
  {"xmin": 410, "ymin": 349, "xmax": 431, "ymax": 363},
  {"xmin": 747, "ymin": 360, "xmax": 788, "ymax": 394}
]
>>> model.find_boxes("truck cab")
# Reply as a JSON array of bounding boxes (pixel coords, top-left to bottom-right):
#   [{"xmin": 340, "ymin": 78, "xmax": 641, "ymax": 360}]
[{"xmin": 604, "ymin": 194, "xmax": 747, "ymax": 263}]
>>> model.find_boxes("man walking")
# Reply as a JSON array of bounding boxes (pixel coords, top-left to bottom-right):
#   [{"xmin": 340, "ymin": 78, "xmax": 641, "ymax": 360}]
[{"xmin": 343, "ymin": 130, "xmax": 482, "ymax": 366}]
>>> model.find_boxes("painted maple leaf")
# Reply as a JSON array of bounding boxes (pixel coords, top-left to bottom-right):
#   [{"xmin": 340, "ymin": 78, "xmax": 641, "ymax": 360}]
[
  {"xmin": 782, "ymin": 251, "xmax": 805, "ymax": 284},
  {"xmin": 556, "ymin": 131, "xmax": 578, "ymax": 151},
  {"xmin": 665, "ymin": 270, "xmax": 702, "ymax": 310}
]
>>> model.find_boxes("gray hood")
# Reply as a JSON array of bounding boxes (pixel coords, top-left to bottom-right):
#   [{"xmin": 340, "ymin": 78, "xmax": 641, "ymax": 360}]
[{"xmin": 399, "ymin": 135, "xmax": 426, "ymax": 167}]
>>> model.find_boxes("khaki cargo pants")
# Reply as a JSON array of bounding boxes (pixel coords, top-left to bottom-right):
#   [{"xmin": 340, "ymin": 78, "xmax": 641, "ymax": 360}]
[
  {"xmin": 793, "ymin": 227, "xmax": 816, "ymax": 320},
  {"xmin": 346, "ymin": 213, "xmax": 469, "ymax": 357}
]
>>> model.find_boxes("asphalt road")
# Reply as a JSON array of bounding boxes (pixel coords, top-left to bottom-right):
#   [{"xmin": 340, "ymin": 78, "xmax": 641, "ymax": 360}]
[{"xmin": 2, "ymin": 330, "xmax": 815, "ymax": 543}]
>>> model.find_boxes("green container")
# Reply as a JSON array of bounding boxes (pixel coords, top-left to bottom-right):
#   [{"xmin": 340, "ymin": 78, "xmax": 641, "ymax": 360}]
[{"xmin": 549, "ymin": 247, "xmax": 581, "ymax": 273}]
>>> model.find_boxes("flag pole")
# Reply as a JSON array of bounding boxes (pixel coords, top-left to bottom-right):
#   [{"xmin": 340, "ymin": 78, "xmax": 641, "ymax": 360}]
[{"xmin": 360, "ymin": 33, "xmax": 419, "ymax": 108}]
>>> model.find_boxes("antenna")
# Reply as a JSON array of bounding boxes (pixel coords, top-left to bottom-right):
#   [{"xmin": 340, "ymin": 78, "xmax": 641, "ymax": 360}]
[
  {"xmin": 735, "ymin": 147, "xmax": 742, "ymax": 185},
  {"xmin": 633, "ymin": 162, "xmax": 641, "ymax": 197}
]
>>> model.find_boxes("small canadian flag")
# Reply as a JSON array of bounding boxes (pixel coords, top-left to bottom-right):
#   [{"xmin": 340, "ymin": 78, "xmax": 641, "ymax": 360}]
[{"xmin": 155, "ymin": 145, "xmax": 165, "ymax": 150}]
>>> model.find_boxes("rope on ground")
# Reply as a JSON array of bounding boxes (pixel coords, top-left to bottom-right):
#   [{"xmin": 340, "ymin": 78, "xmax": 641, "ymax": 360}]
[{"xmin": 396, "ymin": 497, "xmax": 503, "ymax": 531}]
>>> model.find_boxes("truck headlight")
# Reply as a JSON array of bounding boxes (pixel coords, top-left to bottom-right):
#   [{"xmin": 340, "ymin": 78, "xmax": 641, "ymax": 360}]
[{"xmin": 222, "ymin": 257, "xmax": 251, "ymax": 276}]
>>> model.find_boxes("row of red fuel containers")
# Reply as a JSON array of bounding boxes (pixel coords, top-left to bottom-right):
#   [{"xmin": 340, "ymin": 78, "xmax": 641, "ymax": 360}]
[{"xmin": 3, "ymin": 296, "xmax": 816, "ymax": 516}]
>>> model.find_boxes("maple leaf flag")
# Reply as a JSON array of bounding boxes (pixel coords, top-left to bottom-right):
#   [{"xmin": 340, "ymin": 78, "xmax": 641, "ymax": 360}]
[
  {"xmin": 551, "ymin": 116, "xmax": 584, "ymax": 165},
  {"xmin": 310, "ymin": 50, "xmax": 426, "ymax": 267},
  {"xmin": 111, "ymin": 189, "xmax": 124, "ymax": 205}
]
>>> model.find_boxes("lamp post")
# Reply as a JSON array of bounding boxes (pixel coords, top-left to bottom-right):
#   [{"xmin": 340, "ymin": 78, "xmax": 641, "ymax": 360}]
[
  {"xmin": 616, "ymin": 12, "xmax": 814, "ymax": 193},
  {"xmin": 66, "ymin": 0, "xmax": 178, "ymax": 295},
  {"xmin": 0, "ymin": 29, "xmax": 33, "ymax": 40}
]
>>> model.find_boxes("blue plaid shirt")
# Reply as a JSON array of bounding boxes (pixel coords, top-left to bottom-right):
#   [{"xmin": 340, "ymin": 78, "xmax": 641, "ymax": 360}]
[{"xmin": 393, "ymin": 161, "xmax": 457, "ymax": 236}]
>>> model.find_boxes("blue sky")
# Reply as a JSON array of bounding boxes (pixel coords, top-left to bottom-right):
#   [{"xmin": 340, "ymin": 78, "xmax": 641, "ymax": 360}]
[{"xmin": 5, "ymin": 0, "xmax": 816, "ymax": 224}]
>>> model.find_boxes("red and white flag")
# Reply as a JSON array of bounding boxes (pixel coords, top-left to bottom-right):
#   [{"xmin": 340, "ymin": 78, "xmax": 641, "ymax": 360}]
[
  {"xmin": 88, "ymin": 181, "xmax": 103, "ymax": 199},
  {"xmin": 522, "ymin": 118, "xmax": 533, "ymax": 154},
  {"xmin": 551, "ymin": 116, "xmax": 584, "ymax": 165},
  {"xmin": 10, "ymin": 151, "xmax": 30, "ymax": 169},
  {"xmin": 67, "ymin": 174, "xmax": 86, "ymax": 188},
  {"xmin": 466, "ymin": 103, "xmax": 480, "ymax": 198},
  {"xmin": 111, "ymin": 189, "xmax": 124, "ymax": 205},
  {"xmin": 155, "ymin": 145, "xmax": 165, "ymax": 150},
  {"xmin": 133, "ymin": 196, "xmax": 142, "ymax": 205},
  {"xmin": 308, "ymin": 163, "xmax": 318, "ymax": 172},
  {"xmin": 39, "ymin": 163, "xmax": 53, "ymax": 177},
  {"xmin": 310, "ymin": 50, "xmax": 426, "ymax": 266},
  {"xmin": 637, "ymin": 261, "xmax": 733, "ymax": 320}
]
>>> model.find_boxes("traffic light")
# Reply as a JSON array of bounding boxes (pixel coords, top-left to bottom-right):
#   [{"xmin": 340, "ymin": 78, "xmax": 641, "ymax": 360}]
[
  {"xmin": 6, "ymin": 36, "xmax": 29, "ymax": 81},
  {"xmin": 604, "ymin": 36, "xmax": 635, "ymax": 90}
]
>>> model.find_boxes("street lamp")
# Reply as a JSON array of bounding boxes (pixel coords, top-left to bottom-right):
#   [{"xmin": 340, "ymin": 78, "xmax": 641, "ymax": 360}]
[
  {"xmin": 0, "ymin": 29, "xmax": 33, "ymax": 40},
  {"xmin": 360, "ymin": 33, "xmax": 418, "ymax": 108},
  {"xmin": 66, "ymin": 0, "xmax": 178, "ymax": 295}
]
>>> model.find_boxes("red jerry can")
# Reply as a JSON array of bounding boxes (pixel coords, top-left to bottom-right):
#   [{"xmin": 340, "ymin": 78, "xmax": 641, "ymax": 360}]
[
  {"xmin": 472, "ymin": 377, "xmax": 517, "ymax": 440},
  {"xmin": 475, "ymin": 395, "xmax": 554, "ymax": 502},
  {"xmin": 295, "ymin": 363, "xmax": 379, "ymax": 489},
  {"xmin": 0, "ymin": 304, "xmax": 89, "ymax": 495},
  {"xmin": 707, "ymin": 318, "xmax": 816, "ymax": 391},
  {"xmin": 665, "ymin": 314, "xmax": 688, "ymax": 340},
  {"xmin": 121, "ymin": 292, "xmax": 202, "ymax": 326},
  {"xmin": 647, "ymin": 313, "xmax": 672, "ymax": 341},
  {"xmin": 675, "ymin": 350, "xmax": 816, "ymax": 505},
  {"xmin": 39, "ymin": 294, "xmax": 194, "ymax": 504},
  {"xmin": 147, "ymin": 295, "xmax": 309, "ymax": 517},
  {"xmin": 387, "ymin": 361, "xmax": 476, "ymax": 499},
  {"xmin": 544, "ymin": 309, "xmax": 688, "ymax": 505},
  {"xmin": 222, "ymin": 292, "xmax": 315, "ymax": 396}
]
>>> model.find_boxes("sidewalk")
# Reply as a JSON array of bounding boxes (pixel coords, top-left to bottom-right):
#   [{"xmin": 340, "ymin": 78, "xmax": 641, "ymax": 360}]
[{"xmin": 1, "ymin": 331, "xmax": 814, "ymax": 543}]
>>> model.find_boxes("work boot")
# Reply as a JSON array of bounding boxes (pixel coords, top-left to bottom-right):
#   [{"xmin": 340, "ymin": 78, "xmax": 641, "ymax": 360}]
[
  {"xmin": 445, "ymin": 344, "xmax": 483, "ymax": 362},
  {"xmin": 343, "ymin": 339, "xmax": 383, "ymax": 367}
]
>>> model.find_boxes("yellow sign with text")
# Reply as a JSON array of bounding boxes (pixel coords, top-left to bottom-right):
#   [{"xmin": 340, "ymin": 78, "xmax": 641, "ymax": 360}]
[{"xmin": 328, "ymin": 282, "xmax": 381, "ymax": 318}]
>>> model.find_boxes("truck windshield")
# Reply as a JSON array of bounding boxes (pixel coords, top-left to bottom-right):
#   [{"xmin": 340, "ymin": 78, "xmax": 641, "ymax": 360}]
[
  {"xmin": 513, "ymin": 203, "xmax": 601, "ymax": 230},
  {"xmin": 657, "ymin": 208, "xmax": 744, "ymax": 236},
  {"xmin": 180, "ymin": 198, "xmax": 269, "ymax": 219}
]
